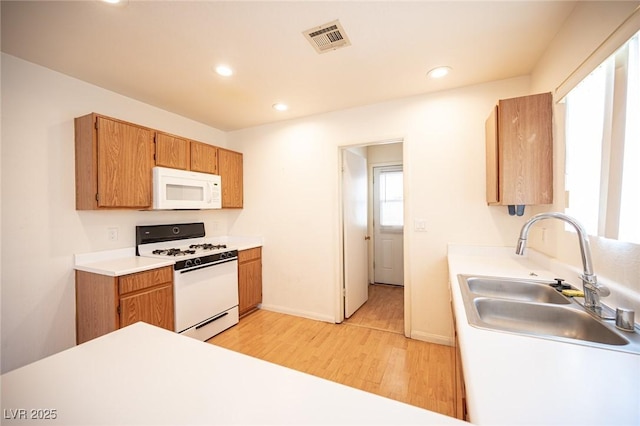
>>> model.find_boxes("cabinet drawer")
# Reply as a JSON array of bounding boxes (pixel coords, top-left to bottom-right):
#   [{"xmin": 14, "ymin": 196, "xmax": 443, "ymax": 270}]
[
  {"xmin": 119, "ymin": 266, "xmax": 173, "ymax": 294},
  {"xmin": 238, "ymin": 247, "xmax": 261, "ymax": 263}
]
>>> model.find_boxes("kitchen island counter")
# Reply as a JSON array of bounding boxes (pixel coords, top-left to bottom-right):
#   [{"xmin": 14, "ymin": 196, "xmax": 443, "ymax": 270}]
[
  {"xmin": 1, "ymin": 322, "xmax": 465, "ymax": 425},
  {"xmin": 448, "ymin": 244, "xmax": 640, "ymax": 425}
]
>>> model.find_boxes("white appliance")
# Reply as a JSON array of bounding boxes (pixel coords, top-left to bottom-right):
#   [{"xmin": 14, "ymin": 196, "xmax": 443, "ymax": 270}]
[
  {"xmin": 153, "ymin": 166, "xmax": 221, "ymax": 210},
  {"xmin": 136, "ymin": 223, "xmax": 239, "ymax": 341}
]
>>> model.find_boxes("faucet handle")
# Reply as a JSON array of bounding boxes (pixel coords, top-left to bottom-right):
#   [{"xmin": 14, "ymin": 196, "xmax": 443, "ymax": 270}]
[
  {"xmin": 616, "ymin": 308, "xmax": 635, "ymax": 332},
  {"xmin": 582, "ymin": 274, "xmax": 611, "ymax": 297}
]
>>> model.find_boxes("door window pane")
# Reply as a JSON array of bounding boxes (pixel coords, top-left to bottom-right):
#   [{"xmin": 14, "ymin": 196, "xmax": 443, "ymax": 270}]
[{"xmin": 379, "ymin": 170, "xmax": 403, "ymax": 227}]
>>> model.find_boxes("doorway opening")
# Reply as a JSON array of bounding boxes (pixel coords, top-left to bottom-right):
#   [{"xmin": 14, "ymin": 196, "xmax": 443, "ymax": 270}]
[{"xmin": 340, "ymin": 140, "xmax": 404, "ymax": 335}]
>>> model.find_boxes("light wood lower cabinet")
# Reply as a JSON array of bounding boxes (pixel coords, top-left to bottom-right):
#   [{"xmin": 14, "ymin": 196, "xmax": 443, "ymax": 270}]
[
  {"xmin": 238, "ymin": 247, "xmax": 262, "ymax": 317},
  {"xmin": 76, "ymin": 266, "xmax": 174, "ymax": 344},
  {"xmin": 451, "ymin": 301, "xmax": 469, "ymax": 421}
]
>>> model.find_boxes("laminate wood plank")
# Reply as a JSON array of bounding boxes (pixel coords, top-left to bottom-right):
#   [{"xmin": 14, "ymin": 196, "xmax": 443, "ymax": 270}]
[
  {"xmin": 208, "ymin": 309, "xmax": 455, "ymax": 418},
  {"xmin": 344, "ymin": 284, "xmax": 404, "ymax": 334}
]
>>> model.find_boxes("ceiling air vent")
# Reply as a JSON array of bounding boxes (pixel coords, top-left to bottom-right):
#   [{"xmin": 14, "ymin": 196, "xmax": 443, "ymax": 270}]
[{"xmin": 303, "ymin": 19, "xmax": 351, "ymax": 54}]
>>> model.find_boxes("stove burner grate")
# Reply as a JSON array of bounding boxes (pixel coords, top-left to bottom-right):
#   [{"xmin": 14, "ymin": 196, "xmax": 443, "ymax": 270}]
[
  {"xmin": 189, "ymin": 243, "xmax": 227, "ymax": 251},
  {"xmin": 152, "ymin": 248, "xmax": 196, "ymax": 256}
]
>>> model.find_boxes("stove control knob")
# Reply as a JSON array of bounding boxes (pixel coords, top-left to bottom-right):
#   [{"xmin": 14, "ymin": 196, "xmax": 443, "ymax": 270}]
[
  {"xmin": 194, "ymin": 257, "xmax": 202, "ymax": 265},
  {"xmin": 185, "ymin": 259, "xmax": 193, "ymax": 268},
  {"xmin": 220, "ymin": 252, "xmax": 227, "ymax": 259}
]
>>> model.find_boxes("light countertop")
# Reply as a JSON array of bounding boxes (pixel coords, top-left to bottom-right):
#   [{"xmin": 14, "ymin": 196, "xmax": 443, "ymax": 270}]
[
  {"xmin": 448, "ymin": 245, "xmax": 640, "ymax": 425},
  {"xmin": 74, "ymin": 236, "xmax": 263, "ymax": 276},
  {"xmin": 0, "ymin": 322, "xmax": 466, "ymax": 425},
  {"xmin": 74, "ymin": 248, "xmax": 175, "ymax": 276}
]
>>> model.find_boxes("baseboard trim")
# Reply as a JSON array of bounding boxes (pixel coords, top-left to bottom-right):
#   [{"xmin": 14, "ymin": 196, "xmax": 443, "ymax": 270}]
[
  {"xmin": 259, "ymin": 304, "xmax": 335, "ymax": 324},
  {"xmin": 410, "ymin": 330, "xmax": 454, "ymax": 347}
]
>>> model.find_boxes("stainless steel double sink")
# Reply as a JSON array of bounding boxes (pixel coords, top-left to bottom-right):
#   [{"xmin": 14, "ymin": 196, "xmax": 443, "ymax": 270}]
[{"xmin": 458, "ymin": 275, "xmax": 640, "ymax": 354}]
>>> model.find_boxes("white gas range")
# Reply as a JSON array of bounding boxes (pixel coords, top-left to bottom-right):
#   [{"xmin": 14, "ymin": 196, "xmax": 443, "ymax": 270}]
[{"xmin": 136, "ymin": 223, "xmax": 239, "ymax": 341}]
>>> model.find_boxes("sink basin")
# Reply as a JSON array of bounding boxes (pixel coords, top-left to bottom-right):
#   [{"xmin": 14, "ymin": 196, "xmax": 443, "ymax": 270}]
[
  {"xmin": 474, "ymin": 298, "xmax": 628, "ymax": 345},
  {"xmin": 465, "ymin": 276, "xmax": 570, "ymax": 304},
  {"xmin": 457, "ymin": 274, "xmax": 640, "ymax": 354}
]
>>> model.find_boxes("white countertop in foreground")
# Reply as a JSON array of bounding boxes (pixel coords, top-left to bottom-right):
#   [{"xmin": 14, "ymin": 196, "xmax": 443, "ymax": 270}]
[
  {"xmin": 1, "ymin": 322, "xmax": 465, "ymax": 425},
  {"xmin": 448, "ymin": 245, "xmax": 640, "ymax": 426}
]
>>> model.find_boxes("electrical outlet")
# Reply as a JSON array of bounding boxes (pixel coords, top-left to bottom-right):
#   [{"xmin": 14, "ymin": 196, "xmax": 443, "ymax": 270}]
[
  {"xmin": 107, "ymin": 227, "xmax": 118, "ymax": 241},
  {"xmin": 414, "ymin": 220, "xmax": 427, "ymax": 232}
]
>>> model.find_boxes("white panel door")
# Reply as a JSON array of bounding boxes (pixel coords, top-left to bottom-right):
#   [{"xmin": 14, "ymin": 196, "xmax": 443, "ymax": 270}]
[
  {"xmin": 343, "ymin": 149, "xmax": 369, "ymax": 318},
  {"xmin": 373, "ymin": 166, "xmax": 404, "ymax": 285}
]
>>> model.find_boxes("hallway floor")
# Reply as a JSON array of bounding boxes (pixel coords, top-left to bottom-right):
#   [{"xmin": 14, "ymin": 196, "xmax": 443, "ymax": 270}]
[{"xmin": 344, "ymin": 283, "xmax": 404, "ymax": 334}]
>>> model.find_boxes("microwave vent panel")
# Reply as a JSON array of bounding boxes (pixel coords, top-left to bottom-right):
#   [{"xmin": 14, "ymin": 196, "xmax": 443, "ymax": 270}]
[{"xmin": 303, "ymin": 19, "xmax": 351, "ymax": 54}]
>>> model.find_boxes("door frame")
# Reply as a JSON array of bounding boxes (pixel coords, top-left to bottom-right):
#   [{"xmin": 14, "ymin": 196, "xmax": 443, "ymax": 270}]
[{"xmin": 336, "ymin": 138, "xmax": 408, "ymax": 336}]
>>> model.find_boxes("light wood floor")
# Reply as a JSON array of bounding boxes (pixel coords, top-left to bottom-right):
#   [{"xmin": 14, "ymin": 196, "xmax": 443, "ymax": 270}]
[
  {"xmin": 208, "ymin": 287, "xmax": 455, "ymax": 418},
  {"xmin": 344, "ymin": 283, "xmax": 404, "ymax": 334}
]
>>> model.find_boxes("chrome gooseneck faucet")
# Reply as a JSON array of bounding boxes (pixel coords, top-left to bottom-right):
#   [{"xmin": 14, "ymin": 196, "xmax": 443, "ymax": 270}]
[{"xmin": 515, "ymin": 212, "xmax": 610, "ymax": 313}]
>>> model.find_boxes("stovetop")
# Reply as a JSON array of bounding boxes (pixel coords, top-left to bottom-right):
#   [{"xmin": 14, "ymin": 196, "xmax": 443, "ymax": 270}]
[
  {"xmin": 138, "ymin": 238, "xmax": 234, "ymax": 260},
  {"xmin": 136, "ymin": 223, "xmax": 236, "ymax": 262}
]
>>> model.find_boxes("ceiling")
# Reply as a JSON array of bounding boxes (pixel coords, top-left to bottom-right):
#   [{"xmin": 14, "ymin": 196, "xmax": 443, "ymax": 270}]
[{"xmin": 1, "ymin": 1, "xmax": 578, "ymax": 131}]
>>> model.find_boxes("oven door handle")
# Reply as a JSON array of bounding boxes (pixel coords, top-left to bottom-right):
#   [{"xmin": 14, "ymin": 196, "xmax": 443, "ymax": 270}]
[
  {"xmin": 178, "ymin": 257, "xmax": 237, "ymax": 274},
  {"xmin": 195, "ymin": 311, "xmax": 229, "ymax": 330}
]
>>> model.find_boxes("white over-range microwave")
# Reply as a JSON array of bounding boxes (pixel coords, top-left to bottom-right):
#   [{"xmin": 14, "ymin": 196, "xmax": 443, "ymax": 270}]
[{"xmin": 153, "ymin": 166, "xmax": 221, "ymax": 210}]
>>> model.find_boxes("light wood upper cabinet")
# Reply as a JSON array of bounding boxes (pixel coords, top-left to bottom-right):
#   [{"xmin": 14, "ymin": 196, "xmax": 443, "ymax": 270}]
[
  {"xmin": 155, "ymin": 132, "xmax": 190, "ymax": 170},
  {"xmin": 75, "ymin": 113, "xmax": 154, "ymax": 209},
  {"xmin": 190, "ymin": 141, "xmax": 218, "ymax": 174},
  {"xmin": 218, "ymin": 148, "xmax": 243, "ymax": 208},
  {"xmin": 155, "ymin": 132, "xmax": 218, "ymax": 174},
  {"xmin": 485, "ymin": 92, "xmax": 553, "ymax": 206},
  {"xmin": 76, "ymin": 113, "xmax": 242, "ymax": 210}
]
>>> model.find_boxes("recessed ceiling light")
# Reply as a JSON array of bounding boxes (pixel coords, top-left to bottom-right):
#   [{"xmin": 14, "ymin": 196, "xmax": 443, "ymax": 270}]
[
  {"xmin": 272, "ymin": 103, "xmax": 288, "ymax": 112},
  {"xmin": 428, "ymin": 66, "xmax": 452, "ymax": 79},
  {"xmin": 101, "ymin": 0, "xmax": 129, "ymax": 6},
  {"xmin": 215, "ymin": 65, "xmax": 233, "ymax": 77}
]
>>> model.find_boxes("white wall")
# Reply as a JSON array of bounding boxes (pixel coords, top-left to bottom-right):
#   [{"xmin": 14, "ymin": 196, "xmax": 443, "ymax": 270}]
[
  {"xmin": 528, "ymin": 2, "xmax": 640, "ymax": 304},
  {"xmin": 227, "ymin": 76, "xmax": 533, "ymax": 345},
  {"xmin": 0, "ymin": 54, "xmax": 235, "ymax": 373}
]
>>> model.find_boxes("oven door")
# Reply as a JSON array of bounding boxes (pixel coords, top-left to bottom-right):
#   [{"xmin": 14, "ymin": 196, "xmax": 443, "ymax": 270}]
[{"xmin": 174, "ymin": 258, "xmax": 238, "ymax": 337}]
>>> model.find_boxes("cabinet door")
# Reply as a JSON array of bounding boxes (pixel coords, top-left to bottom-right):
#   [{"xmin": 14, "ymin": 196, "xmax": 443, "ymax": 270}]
[
  {"xmin": 238, "ymin": 248, "xmax": 262, "ymax": 316},
  {"xmin": 119, "ymin": 283, "xmax": 174, "ymax": 331},
  {"xmin": 485, "ymin": 106, "xmax": 499, "ymax": 205},
  {"xmin": 498, "ymin": 92, "xmax": 553, "ymax": 205},
  {"xmin": 96, "ymin": 116, "xmax": 154, "ymax": 208},
  {"xmin": 190, "ymin": 141, "xmax": 218, "ymax": 174},
  {"xmin": 218, "ymin": 148, "xmax": 243, "ymax": 208},
  {"xmin": 156, "ymin": 132, "xmax": 190, "ymax": 170},
  {"xmin": 485, "ymin": 92, "xmax": 553, "ymax": 206}
]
